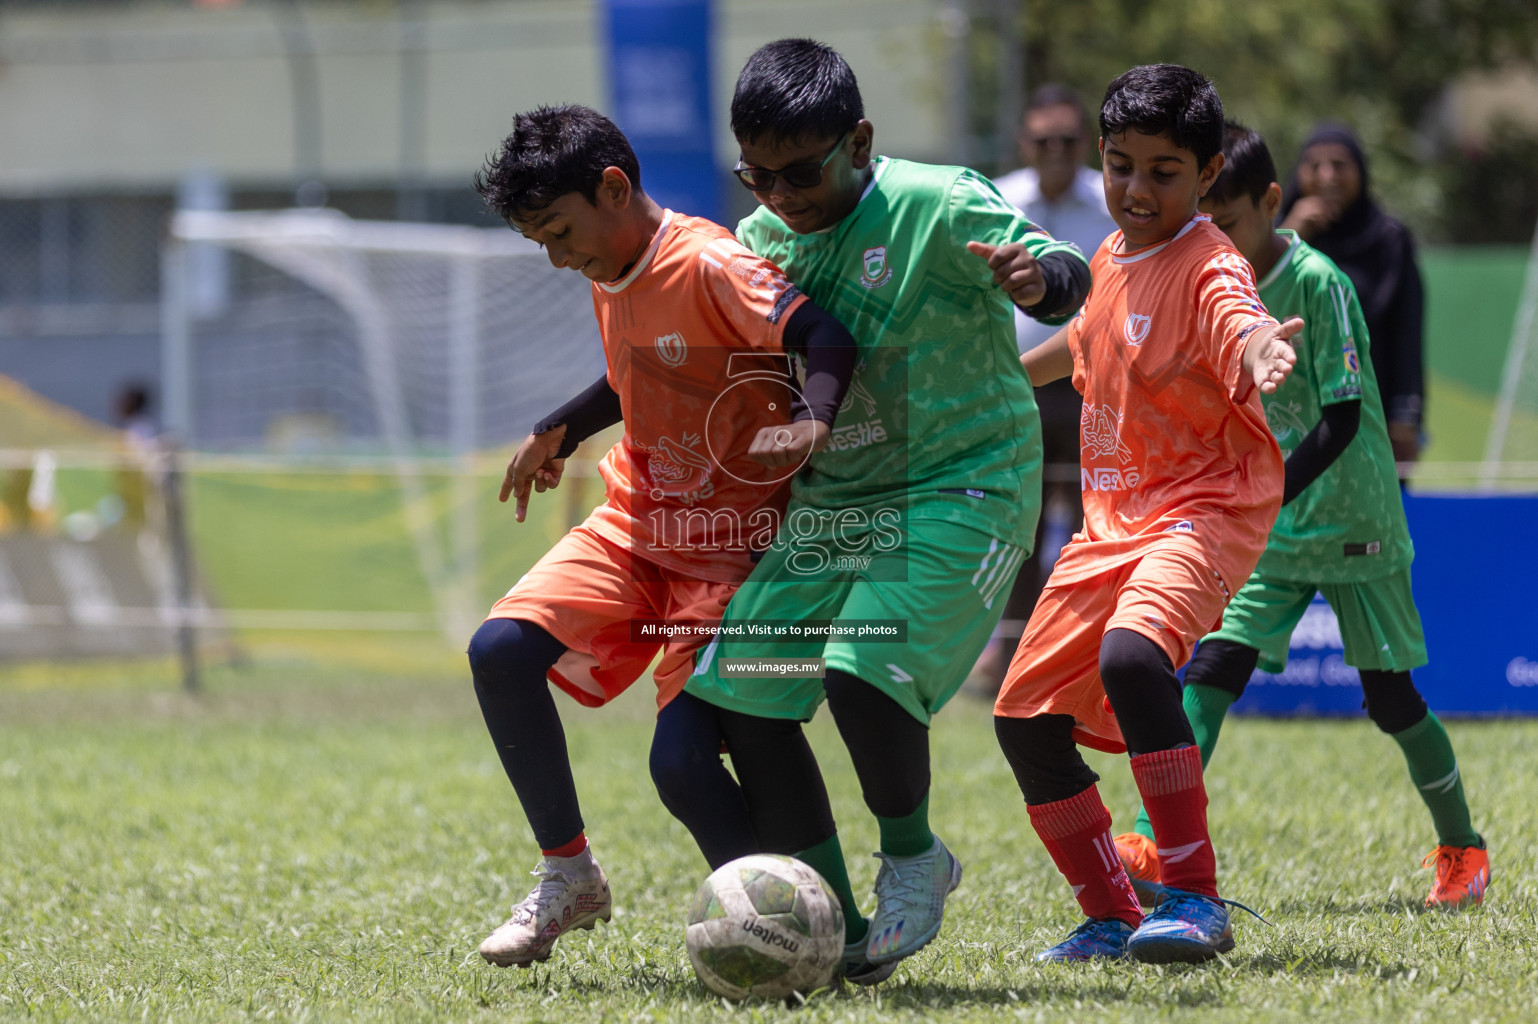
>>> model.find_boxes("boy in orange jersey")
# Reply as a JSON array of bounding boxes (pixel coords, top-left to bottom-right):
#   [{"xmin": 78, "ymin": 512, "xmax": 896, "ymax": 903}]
[
  {"xmin": 466, "ymin": 105, "xmax": 857, "ymax": 969},
  {"xmin": 991, "ymin": 65, "xmax": 1302, "ymax": 964}
]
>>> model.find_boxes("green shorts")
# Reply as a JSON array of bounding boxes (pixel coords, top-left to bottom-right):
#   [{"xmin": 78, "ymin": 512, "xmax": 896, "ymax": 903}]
[
  {"xmin": 1207, "ymin": 568, "xmax": 1428, "ymax": 674},
  {"xmin": 686, "ymin": 513, "xmax": 1028, "ymax": 724}
]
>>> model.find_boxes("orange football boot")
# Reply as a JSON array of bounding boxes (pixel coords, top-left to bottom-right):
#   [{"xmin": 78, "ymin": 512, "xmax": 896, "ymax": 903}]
[{"xmin": 1422, "ymin": 841, "xmax": 1491, "ymax": 910}]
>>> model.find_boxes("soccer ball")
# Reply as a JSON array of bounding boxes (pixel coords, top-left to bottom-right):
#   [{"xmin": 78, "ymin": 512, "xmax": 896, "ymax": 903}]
[{"xmin": 685, "ymin": 854, "xmax": 844, "ymax": 1000}]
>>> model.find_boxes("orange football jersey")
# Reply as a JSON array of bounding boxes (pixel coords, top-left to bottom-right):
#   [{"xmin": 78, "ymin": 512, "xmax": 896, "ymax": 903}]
[
  {"xmin": 585, "ymin": 211, "xmax": 808, "ymax": 582},
  {"xmin": 1055, "ymin": 214, "xmax": 1285, "ymax": 594}
]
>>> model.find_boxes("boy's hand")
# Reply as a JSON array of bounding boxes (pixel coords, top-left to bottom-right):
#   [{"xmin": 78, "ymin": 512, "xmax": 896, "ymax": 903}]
[
  {"xmin": 500, "ymin": 424, "xmax": 568, "ymax": 522},
  {"xmin": 747, "ymin": 419, "xmax": 829, "ymax": 469},
  {"xmin": 1243, "ymin": 317, "xmax": 1304, "ymax": 395},
  {"xmin": 966, "ymin": 241, "xmax": 1046, "ymax": 308}
]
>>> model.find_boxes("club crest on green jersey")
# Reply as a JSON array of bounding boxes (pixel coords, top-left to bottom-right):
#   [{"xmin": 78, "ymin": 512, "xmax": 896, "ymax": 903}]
[{"xmin": 860, "ymin": 246, "xmax": 893, "ymax": 289}]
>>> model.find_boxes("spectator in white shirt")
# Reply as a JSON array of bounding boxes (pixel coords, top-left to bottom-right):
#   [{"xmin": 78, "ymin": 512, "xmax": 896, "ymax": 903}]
[
  {"xmin": 970, "ymin": 85, "xmax": 1115, "ymax": 696},
  {"xmin": 992, "ymin": 84, "xmax": 1117, "ymax": 352}
]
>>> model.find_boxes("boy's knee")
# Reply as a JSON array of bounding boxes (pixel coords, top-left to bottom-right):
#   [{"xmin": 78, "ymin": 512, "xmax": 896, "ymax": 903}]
[
  {"xmin": 1183, "ymin": 639, "xmax": 1259, "ymax": 699},
  {"xmin": 1097, "ymin": 627, "xmax": 1174, "ymax": 697},
  {"xmin": 466, "ymin": 618, "xmax": 514, "ymax": 677},
  {"xmin": 994, "ymin": 714, "xmax": 1098, "ymax": 805},
  {"xmin": 648, "ymin": 740, "xmax": 695, "ymax": 803},
  {"xmin": 467, "ymin": 618, "xmax": 560, "ymax": 685},
  {"xmin": 1359, "ymin": 669, "xmax": 1429, "ymax": 734}
]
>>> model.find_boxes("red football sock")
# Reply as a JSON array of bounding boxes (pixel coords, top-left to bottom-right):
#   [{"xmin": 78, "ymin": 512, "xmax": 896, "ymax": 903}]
[
  {"xmin": 541, "ymin": 833, "xmax": 588, "ymax": 859},
  {"xmin": 1129, "ymin": 745, "xmax": 1219, "ymax": 899},
  {"xmin": 1027, "ymin": 785, "xmax": 1143, "ymax": 928}
]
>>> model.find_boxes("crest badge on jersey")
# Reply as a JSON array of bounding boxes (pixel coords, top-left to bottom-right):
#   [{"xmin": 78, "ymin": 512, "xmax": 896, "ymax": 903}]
[
  {"xmin": 655, "ymin": 331, "xmax": 688, "ymax": 367},
  {"xmin": 1343, "ymin": 339, "xmax": 1360, "ymax": 375},
  {"xmin": 1123, "ymin": 313, "xmax": 1151, "ymax": 346},
  {"xmin": 859, "ymin": 246, "xmax": 893, "ymax": 289}
]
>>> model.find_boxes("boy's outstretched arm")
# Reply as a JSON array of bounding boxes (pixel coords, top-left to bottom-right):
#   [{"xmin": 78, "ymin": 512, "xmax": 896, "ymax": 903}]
[
  {"xmin": 965, "ymin": 241, "xmax": 1091, "ymax": 321},
  {"xmin": 1020, "ymin": 326, "xmax": 1075, "ymax": 387},
  {"xmin": 1240, "ymin": 317, "xmax": 1303, "ymax": 396},
  {"xmin": 500, "ymin": 374, "xmax": 623, "ymax": 521}
]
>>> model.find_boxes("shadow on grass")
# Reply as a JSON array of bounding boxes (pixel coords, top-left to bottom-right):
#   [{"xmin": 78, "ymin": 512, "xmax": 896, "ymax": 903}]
[
  {"xmin": 861, "ymin": 976, "xmax": 1228, "ymax": 1009},
  {"xmin": 487, "ymin": 966, "xmax": 1231, "ymax": 1011},
  {"xmin": 1235, "ymin": 948, "xmax": 1416, "ymax": 978}
]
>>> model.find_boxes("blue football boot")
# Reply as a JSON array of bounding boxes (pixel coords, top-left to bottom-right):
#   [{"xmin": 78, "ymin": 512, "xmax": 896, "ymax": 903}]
[{"xmin": 1035, "ymin": 917, "xmax": 1136, "ymax": 962}]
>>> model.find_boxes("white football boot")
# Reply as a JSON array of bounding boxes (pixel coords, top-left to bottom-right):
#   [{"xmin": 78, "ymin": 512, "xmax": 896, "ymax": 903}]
[
  {"xmin": 479, "ymin": 849, "xmax": 612, "ymax": 968},
  {"xmin": 865, "ymin": 836, "xmax": 963, "ymax": 965}
]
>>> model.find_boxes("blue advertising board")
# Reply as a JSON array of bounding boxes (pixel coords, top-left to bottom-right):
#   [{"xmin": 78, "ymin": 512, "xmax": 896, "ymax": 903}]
[
  {"xmin": 1230, "ymin": 494, "xmax": 1538, "ymax": 717},
  {"xmin": 601, "ymin": 0, "xmax": 722, "ymax": 224}
]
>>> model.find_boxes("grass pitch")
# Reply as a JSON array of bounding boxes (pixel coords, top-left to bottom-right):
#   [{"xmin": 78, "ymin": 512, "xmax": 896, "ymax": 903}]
[{"xmin": 2, "ymin": 650, "xmax": 1535, "ymax": 1023}]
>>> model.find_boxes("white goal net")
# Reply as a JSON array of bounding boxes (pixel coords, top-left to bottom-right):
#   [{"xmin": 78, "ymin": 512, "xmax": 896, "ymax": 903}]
[{"xmin": 160, "ymin": 209, "xmax": 609, "ymax": 642}]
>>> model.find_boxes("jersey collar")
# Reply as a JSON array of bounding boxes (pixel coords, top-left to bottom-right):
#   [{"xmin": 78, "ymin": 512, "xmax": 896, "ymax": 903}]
[
  {"xmin": 1110, "ymin": 213, "xmax": 1208, "ymax": 265},
  {"xmin": 597, "ymin": 210, "xmax": 673, "ymax": 293},
  {"xmin": 1256, "ymin": 230, "xmax": 1302, "ymax": 290}
]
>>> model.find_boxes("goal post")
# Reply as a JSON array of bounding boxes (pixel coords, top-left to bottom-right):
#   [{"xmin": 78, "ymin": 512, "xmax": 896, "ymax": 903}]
[
  {"xmin": 1481, "ymin": 215, "xmax": 1538, "ymax": 490},
  {"xmin": 160, "ymin": 209, "xmax": 607, "ymax": 644}
]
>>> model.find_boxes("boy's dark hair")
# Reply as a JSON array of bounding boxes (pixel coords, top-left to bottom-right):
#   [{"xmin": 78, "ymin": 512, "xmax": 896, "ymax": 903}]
[
  {"xmin": 474, "ymin": 104, "xmax": 641, "ymax": 222},
  {"xmin": 1098, "ymin": 64, "xmax": 1224, "ymax": 168},
  {"xmin": 731, "ymin": 38, "xmax": 863, "ymax": 145},
  {"xmin": 1207, "ymin": 121, "xmax": 1278, "ymax": 206}
]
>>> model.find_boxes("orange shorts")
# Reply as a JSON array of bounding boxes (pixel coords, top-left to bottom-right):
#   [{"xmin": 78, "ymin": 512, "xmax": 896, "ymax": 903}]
[
  {"xmin": 993, "ymin": 538, "xmax": 1233, "ymax": 753},
  {"xmin": 487, "ymin": 524, "xmax": 737, "ymax": 709}
]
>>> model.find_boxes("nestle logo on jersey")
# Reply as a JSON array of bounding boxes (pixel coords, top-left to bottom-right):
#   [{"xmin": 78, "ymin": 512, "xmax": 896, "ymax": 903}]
[
  {"xmin": 827, "ymin": 419, "xmax": 887, "ymax": 451},
  {"xmin": 1080, "ymin": 403, "xmax": 1139, "ymax": 491},
  {"xmin": 1082, "ymin": 466, "xmax": 1141, "ymax": 490}
]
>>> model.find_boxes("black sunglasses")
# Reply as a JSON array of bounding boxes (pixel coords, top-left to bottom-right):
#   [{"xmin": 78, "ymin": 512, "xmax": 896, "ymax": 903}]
[{"xmin": 733, "ymin": 132, "xmax": 851, "ymax": 192}]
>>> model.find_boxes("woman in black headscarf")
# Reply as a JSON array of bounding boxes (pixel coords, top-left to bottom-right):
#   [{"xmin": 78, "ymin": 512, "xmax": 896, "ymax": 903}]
[{"xmin": 1280, "ymin": 123, "xmax": 1425, "ymax": 470}]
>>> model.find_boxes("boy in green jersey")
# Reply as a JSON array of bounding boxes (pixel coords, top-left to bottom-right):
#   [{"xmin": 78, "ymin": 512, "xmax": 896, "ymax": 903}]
[
  {"xmin": 1114, "ymin": 123, "xmax": 1490, "ymax": 911},
  {"xmin": 649, "ymin": 38, "xmax": 1091, "ymax": 975}
]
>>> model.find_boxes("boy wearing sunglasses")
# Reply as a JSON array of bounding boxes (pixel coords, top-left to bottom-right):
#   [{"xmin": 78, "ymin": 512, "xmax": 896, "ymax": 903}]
[{"xmin": 651, "ymin": 37, "xmax": 1089, "ymax": 977}]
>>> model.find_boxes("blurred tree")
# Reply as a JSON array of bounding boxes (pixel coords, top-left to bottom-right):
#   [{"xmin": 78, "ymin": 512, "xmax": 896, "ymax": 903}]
[
  {"xmin": 1438, "ymin": 117, "xmax": 1538, "ymax": 243},
  {"xmin": 1004, "ymin": 0, "xmax": 1538, "ymax": 240}
]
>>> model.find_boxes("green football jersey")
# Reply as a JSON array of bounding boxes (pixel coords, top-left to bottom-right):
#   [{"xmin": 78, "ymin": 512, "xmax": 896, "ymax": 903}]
[
  {"xmin": 736, "ymin": 156, "xmax": 1084, "ymax": 548},
  {"xmin": 1252, "ymin": 232, "xmax": 1413, "ymax": 582}
]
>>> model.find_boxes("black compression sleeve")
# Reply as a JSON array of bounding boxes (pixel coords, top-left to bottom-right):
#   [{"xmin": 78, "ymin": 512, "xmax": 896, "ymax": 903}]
[
  {"xmin": 1020, "ymin": 249, "xmax": 1091, "ymax": 322},
  {"xmin": 531, "ymin": 374, "xmax": 623, "ymax": 459},
  {"xmin": 780, "ymin": 301, "xmax": 857, "ymax": 426},
  {"xmin": 1282, "ymin": 400, "xmax": 1361, "ymax": 505}
]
